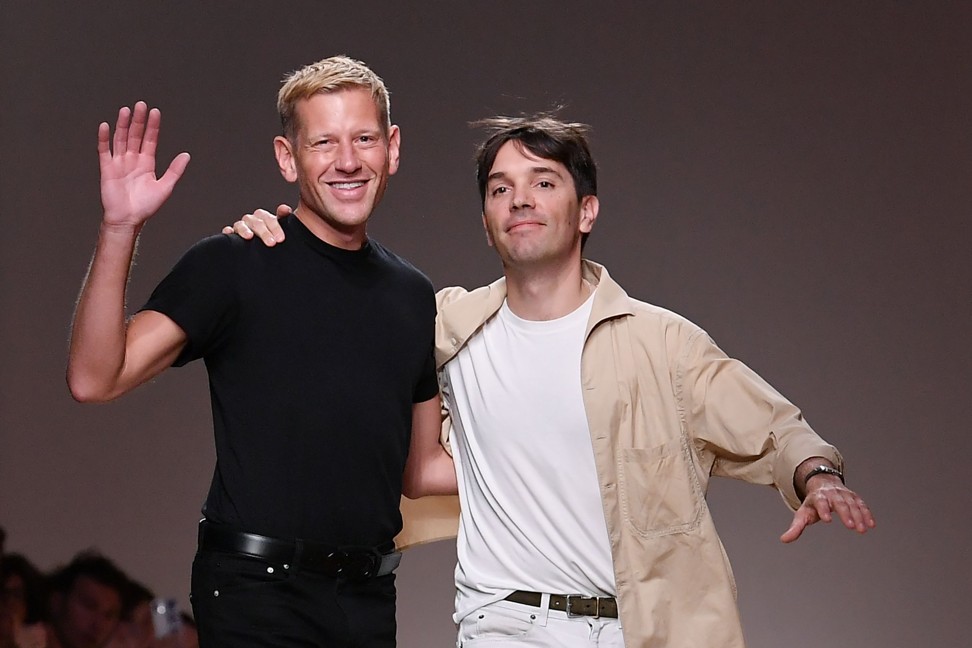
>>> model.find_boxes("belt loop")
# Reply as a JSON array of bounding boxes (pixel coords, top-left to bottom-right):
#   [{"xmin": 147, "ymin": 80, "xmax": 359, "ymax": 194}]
[
  {"xmin": 536, "ymin": 592, "xmax": 551, "ymax": 626},
  {"xmin": 197, "ymin": 519, "xmax": 206, "ymax": 547},
  {"xmin": 291, "ymin": 538, "xmax": 304, "ymax": 574}
]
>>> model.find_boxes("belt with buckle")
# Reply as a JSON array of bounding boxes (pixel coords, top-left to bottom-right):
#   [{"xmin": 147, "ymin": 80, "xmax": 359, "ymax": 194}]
[
  {"xmin": 197, "ymin": 520, "xmax": 401, "ymax": 580},
  {"xmin": 504, "ymin": 590, "xmax": 618, "ymax": 618}
]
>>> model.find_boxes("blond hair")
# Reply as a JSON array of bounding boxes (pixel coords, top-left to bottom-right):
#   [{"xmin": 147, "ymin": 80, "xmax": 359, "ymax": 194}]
[{"xmin": 277, "ymin": 55, "xmax": 391, "ymax": 141}]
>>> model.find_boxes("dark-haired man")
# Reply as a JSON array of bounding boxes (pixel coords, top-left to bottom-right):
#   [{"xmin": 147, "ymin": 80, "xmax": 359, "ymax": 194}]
[{"xmin": 233, "ymin": 115, "xmax": 875, "ymax": 647}]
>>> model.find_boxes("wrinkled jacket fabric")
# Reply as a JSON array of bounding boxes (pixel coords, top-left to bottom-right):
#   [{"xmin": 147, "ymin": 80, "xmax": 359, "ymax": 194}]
[{"xmin": 397, "ymin": 261, "xmax": 842, "ymax": 647}]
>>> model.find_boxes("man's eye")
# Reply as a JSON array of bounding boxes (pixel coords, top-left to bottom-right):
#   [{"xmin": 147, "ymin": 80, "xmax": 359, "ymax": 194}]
[
  {"xmin": 491, "ymin": 186, "xmax": 508, "ymax": 196},
  {"xmin": 537, "ymin": 180, "xmax": 553, "ymax": 188}
]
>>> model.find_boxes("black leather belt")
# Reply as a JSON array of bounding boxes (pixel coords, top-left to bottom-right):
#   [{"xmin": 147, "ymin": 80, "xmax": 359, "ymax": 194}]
[
  {"xmin": 198, "ymin": 520, "xmax": 401, "ymax": 580},
  {"xmin": 505, "ymin": 590, "xmax": 619, "ymax": 618}
]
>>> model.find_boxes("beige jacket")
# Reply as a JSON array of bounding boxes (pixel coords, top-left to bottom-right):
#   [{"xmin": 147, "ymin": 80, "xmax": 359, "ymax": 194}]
[{"xmin": 397, "ymin": 261, "xmax": 841, "ymax": 647}]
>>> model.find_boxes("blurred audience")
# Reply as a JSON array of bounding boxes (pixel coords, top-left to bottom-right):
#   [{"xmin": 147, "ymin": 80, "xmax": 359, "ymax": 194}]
[
  {"xmin": 106, "ymin": 582, "xmax": 195, "ymax": 648},
  {"xmin": 1, "ymin": 554, "xmax": 47, "ymax": 648},
  {"xmin": 0, "ymin": 536, "xmax": 190, "ymax": 648},
  {"xmin": 45, "ymin": 551, "xmax": 126, "ymax": 648},
  {"xmin": 1, "ymin": 526, "xmax": 12, "ymax": 648},
  {"xmin": 175, "ymin": 615, "xmax": 196, "ymax": 648},
  {"xmin": 104, "ymin": 581, "xmax": 153, "ymax": 648}
]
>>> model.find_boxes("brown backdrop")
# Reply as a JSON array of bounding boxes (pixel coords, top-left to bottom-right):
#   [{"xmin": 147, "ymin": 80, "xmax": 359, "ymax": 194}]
[{"xmin": 1, "ymin": 2, "xmax": 969, "ymax": 646}]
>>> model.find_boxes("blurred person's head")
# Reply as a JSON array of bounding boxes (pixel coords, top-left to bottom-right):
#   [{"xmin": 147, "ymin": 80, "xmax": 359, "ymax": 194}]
[
  {"xmin": 175, "ymin": 613, "xmax": 197, "ymax": 648},
  {"xmin": 47, "ymin": 551, "xmax": 128, "ymax": 648},
  {"xmin": 0, "ymin": 526, "xmax": 13, "ymax": 648},
  {"xmin": 105, "ymin": 580, "xmax": 153, "ymax": 648},
  {"xmin": 1, "ymin": 553, "xmax": 47, "ymax": 626}
]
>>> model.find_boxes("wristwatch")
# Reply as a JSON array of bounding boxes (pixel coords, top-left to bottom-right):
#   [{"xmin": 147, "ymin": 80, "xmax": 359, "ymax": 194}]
[{"xmin": 803, "ymin": 464, "xmax": 844, "ymax": 488}]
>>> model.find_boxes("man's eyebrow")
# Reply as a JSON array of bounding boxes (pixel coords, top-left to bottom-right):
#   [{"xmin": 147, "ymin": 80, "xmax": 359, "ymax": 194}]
[
  {"xmin": 487, "ymin": 166, "xmax": 565, "ymax": 182},
  {"xmin": 305, "ymin": 127, "xmax": 383, "ymax": 139},
  {"xmin": 531, "ymin": 165, "xmax": 565, "ymax": 179}
]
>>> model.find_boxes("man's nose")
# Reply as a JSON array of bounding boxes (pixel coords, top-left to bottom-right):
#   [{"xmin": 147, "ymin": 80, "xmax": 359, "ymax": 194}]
[
  {"xmin": 334, "ymin": 141, "xmax": 361, "ymax": 173},
  {"xmin": 510, "ymin": 185, "xmax": 534, "ymax": 210}
]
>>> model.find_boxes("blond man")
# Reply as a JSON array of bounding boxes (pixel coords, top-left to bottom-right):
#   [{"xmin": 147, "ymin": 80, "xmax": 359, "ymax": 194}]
[{"xmin": 67, "ymin": 56, "xmax": 453, "ymax": 647}]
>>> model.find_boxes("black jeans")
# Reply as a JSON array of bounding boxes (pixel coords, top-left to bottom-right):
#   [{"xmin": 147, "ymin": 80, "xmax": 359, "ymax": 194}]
[{"xmin": 190, "ymin": 549, "xmax": 396, "ymax": 647}]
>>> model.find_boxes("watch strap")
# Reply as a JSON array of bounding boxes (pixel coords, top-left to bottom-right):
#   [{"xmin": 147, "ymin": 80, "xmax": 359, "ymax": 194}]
[{"xmin": 804, "ymin": 464, "xmax": 845, "ymax": 488}]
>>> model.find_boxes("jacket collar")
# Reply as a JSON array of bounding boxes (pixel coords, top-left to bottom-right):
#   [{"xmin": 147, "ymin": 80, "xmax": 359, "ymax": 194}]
[{"xmin": 436, "ymin": 260, "xmax": 634, "ymax": 367}]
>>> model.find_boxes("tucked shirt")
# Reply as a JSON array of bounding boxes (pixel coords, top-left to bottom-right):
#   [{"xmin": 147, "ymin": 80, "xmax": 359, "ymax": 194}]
[
  {"xmin": 447, "ymin": 291, "xmax": 615, "ymax": 622},
  {"xmin": 142, "ymin": 214, "xmax": 438, "ymax": 545}
]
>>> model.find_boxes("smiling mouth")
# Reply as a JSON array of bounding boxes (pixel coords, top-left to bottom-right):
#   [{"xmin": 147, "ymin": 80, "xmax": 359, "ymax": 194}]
[
  {"xmin": 328, "ymin": 180, "xmax": 368, "ymax": 190},
  {"xmin": 507, "ymin": 221, "xmax": 543, "ymax": 232}
]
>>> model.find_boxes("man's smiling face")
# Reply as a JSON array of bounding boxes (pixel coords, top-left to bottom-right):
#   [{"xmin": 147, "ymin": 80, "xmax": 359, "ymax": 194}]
[
  {"xmin": 482, "ymin": 141, "xmax": 595, "ymax": 269},
  {"xmin": 275, "ymin": 87, "xmax": 400, "ymax": 248}
]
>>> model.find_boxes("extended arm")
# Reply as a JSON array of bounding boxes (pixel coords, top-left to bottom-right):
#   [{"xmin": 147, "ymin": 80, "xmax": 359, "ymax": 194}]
[
  {"xmin": 67, "ymin": 102, "xmax": 191, "ymax": 402},
  {"xmin": 402, "ymin": 394, "xmax": 458, "ymax": 498},
  {"xmin": 679, "ymin": 329, "xmax": 875, "ymax": 542}
]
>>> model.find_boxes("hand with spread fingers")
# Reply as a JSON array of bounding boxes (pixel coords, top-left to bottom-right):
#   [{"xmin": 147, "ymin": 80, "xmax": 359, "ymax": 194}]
[
  {"xmin": 780, "ymin": 460, "xmax": 876, "ymax": 543},
  {"xmin": 99, "ymin": 101, "xmax": 190, "ymax": 229},
  {"xmin": 222, "ymin": 204, "xmax": 293, "ymax": 245}
]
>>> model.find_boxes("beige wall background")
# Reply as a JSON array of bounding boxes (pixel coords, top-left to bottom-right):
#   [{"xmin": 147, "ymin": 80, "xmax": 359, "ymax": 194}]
[{"xmin": 1, "ymin": 2, "xmax": 969, "ymax": 646}]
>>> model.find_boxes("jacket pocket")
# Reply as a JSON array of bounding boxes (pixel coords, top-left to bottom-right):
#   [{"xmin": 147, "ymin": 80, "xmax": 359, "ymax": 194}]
[{"xmin": 617, "ymin": 437, "xmax": 703, "ymax": 537}]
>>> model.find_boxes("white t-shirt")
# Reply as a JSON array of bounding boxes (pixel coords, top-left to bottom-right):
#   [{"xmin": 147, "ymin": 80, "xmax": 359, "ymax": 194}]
[{"xmin": 444, "ymin": 290, "xmax": 616, "ymax": 622}]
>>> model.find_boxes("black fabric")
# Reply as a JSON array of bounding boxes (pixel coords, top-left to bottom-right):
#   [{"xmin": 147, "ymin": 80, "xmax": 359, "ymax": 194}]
[
  {"xmin": 142, "ymin": 215, "xmax": 437, "ymax": 546},
  {"xmin": 190, "ymin": 549, "xmax": 396, "ymax": 647}
]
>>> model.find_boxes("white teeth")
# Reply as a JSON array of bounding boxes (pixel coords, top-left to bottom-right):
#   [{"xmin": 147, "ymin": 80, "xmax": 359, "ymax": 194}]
[{"xmin": 331, "ymin": 182, "xmax": 365, "ymax": 190}]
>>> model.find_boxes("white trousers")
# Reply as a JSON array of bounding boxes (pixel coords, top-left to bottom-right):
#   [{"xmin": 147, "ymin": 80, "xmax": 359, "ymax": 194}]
[{"xmin": 457, "ymin": 597, "xmax": 624, "ymax": 647}]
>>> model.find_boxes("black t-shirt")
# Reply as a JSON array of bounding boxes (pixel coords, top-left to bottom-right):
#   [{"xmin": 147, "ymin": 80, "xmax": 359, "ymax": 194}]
[{"xmin": 141, "ymin": 215, "xmax": 438, "ymax": 546}]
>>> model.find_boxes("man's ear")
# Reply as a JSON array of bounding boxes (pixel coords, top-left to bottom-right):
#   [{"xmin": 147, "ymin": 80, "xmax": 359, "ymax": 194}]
[
  {"xmin": 579, "ymin": 195, "xmax": 599, "ymax": 234},
  {"xmin": 274, "ymin": 136, "xmax": 298, "ymax": 183},
  {"xmin": 386, "ymin": 124, "xmax": 401, "ymax": 176},
  {"xmin": 482, "ymin": 212, "xmax": 494, "ymax": 247}
]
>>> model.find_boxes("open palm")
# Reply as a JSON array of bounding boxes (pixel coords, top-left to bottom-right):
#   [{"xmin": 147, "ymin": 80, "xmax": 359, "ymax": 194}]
[{"xmin": 99, "ymin": 101, "xmax": 190, "ymax": 227}]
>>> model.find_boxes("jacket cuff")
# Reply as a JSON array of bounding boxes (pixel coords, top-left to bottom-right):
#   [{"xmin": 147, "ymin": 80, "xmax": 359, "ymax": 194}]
[{"xmin": 775, "ymin": 438, "xmax": 844, "ymax": 510}]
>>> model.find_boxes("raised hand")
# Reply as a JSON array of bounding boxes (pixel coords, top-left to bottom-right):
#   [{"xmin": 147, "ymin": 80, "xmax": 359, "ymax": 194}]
[{"xmin": 99, "ymin": 101, "xmax": 190, "ymax": 229}]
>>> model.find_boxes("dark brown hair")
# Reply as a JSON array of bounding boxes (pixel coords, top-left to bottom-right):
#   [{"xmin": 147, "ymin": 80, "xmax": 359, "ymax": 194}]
[{"xmin": 473, "ymin": 114, "xmax": 597, "ymax": 208}]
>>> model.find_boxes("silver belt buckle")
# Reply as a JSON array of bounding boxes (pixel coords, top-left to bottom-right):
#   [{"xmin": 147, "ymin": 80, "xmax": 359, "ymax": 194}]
[{"xmin": 566, "ymin": 595, "xmax": 599, "ymax": 618}]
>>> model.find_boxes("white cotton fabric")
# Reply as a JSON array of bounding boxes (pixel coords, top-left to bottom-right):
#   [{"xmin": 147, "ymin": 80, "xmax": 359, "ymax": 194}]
[{"xmin": 445, "ymin": 290, "xmax": 616, "ymax": 623}]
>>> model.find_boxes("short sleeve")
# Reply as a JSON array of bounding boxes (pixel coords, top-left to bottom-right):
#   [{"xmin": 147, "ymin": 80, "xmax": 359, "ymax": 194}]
[
  {"xmin": 140, "ymin": 234, "xmax": 239, "ymax": 366},
  {"xmin": 413, "ymin": 341, "xmax": 438, "ymax": 402}
]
